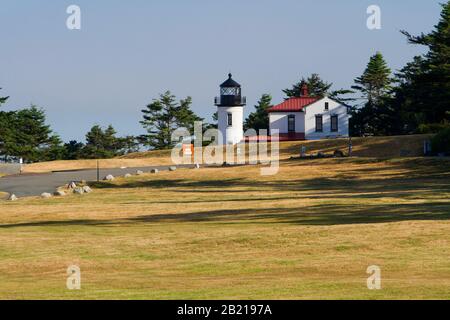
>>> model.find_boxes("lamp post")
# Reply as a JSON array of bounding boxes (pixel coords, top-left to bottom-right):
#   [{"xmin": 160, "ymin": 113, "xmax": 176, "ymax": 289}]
[{"xmin": 348, "ymin": 137, "xmax": 353, "ymax": 157}]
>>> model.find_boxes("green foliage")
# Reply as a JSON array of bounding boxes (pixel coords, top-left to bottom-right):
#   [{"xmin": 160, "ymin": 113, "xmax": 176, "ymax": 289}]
[
  {"xmin": 64, "ymin": 140, "xmax": 85, "ymax": 160},
  {"xmin": 283, "ymin": 73, "xmax": 353, "ymax": 103},
  {"xmin": 0, "ymin": 105, "xmax": 63, "ymax": 162},
  {"xmin": 140, "ymin": 91, "xmax": 203, "ymax": 150},
  {"xmin": 352, "ymin": 52, "xmax": 392, "ymax": 104},
  {"xmin": 431, "ymin": 127, "xmax": 450, "ymax": 155},
  {"xmin": 350, "ymin": 52, "xmax": 395, "ymax": 136},
  {"xmin": 418, "ymin": 121, "xmax": 450, "ymax": 134},
  {"xmin": 244, "ymin": 94, "xmax": 272, "ymax": 132},
  {"xmin": 0, "ymin": 88, "xmax": 9, "ymax": 105},
  {"xmin": 398, "ymin": 1, "xmax": 450, "ymax": 126},
  {"xmin": 82, "ymin": 125, "xmax": 133, "ymax": 159}
]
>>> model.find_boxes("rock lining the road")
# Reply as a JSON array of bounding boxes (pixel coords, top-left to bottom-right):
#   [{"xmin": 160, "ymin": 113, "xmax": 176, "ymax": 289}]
[
  {"xmin": 7, "ymin": 194, "xmax": 18, "ymax": 201},
  {"xmin": 104, "ymin": 175, "xmax": 115, "ymax": 181}
]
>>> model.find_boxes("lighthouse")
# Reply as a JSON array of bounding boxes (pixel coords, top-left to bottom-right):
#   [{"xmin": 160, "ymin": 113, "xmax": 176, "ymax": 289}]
[{"xmin": 214, "ymin": 73, "xmax": 246, "ymax": 145}]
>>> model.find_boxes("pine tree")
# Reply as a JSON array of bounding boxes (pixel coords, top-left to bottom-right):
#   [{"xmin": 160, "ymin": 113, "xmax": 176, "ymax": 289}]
[
  {"xmin": 283, "ymin": 73, "xmax": 353, "ymax": 102},
  {"xmin": 352, "ymin": 52, "xmax": 392, "ymax": 105},
  {"xmin": 64, "ymin": 140, "xmax": 85, "ymax": 160},
  {"xmin": 2, "ymin": 105, "xmax": 61, "ymax": 161},
  {"xmin": 0, "ymin": 88, "xmax": 8, "ymax": 105},
  {"xmin": 83, "ymin": 124, "xmax": 120, "ymax": 158},
  {"xmin": 283, "ymin": 74, "xmax": 332, "ymax": 98},
  {"xmin": 0, "ymin": 88, "xmax": 11, "ymax": 158},
  {"xmin": 244, "ymin": 94, "xmax": 272, "ymax": 132},
  {"xmin": 350, "ymin": 52, "xmax": 394, "ymax": 136},
  {"xmin": 400, "ymin": 1, "xmax": 450, "ymax": 125},
  {"xmin": 140, "ymin": 91, "xmax": 203, "ymax": 149}
]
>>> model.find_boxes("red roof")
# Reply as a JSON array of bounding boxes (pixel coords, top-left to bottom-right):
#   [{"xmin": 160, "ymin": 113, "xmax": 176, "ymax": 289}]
[{"xmin": 267, "ymin": 97, "xmax": 320, "ymax": 113}]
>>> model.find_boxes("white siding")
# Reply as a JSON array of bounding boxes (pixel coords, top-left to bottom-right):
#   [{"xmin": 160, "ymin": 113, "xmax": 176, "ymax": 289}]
[
  {"xmin": 269, "ymin": 112, "xmax": 305, "ymax": 135},
  {"xmin": 304, "ymin": 97, "xmax": 349, "ymax": 140},
  {"xmin": 218, "ymin": 106, "xmax": 244, "ymax": 145}
]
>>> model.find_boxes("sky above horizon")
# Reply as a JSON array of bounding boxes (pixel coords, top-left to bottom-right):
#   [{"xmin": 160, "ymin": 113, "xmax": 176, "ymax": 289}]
[{"xmin": 0, "ymin": 0, "xmax": 443, "ymax": 142}]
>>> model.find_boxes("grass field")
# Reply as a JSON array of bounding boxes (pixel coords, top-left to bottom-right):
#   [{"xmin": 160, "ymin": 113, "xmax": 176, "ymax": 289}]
[{"xmin": 1, "ymin": 155, "xmax": 449, "ymax": 299}]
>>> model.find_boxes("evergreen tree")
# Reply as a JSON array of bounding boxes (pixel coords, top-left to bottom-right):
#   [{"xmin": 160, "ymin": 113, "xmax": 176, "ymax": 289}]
[
  {"xmin": 283, "ymin": 73, "xmax": 353, "ymax": 103},
  {"xmin": 140, "ymin": 91, "xmax": 203, "ymax": 149},
  {"xmin": 244, "ymin": 94, "xmax": 272, "ymax": 132},
  {"xmin": 350, "ymin": 52, "xmax": 394, "ymax": 136},
  {"xmin": 0, "ymin": 88, "xmax": 8, "ymax": 105},
  {"xmin": 400, "ymin": 1, "xmax": 450, "ymax": 126},
  {"xmin": 352, "ymin": 52, "xmax": 392, "ymax": 104},
  {"xmin": 83, "ymin": 124, "xmax": 121, "ymax": 158},
  {"xmin": 283, "ymin": 74, "xmax": 332, "ymax": 98},
  {"xmin": 64, "ymin": 140, "xmax": 85, "ymax": 160},
  {"xmin": 0, "ymin": 105, "xmax": 62, "ymax": 161}
]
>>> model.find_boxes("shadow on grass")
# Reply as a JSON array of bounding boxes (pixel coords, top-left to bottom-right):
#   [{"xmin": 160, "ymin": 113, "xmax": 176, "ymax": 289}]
[
  {"xmin": 1, "ymin": 157, "xmax": 449, "ymax": 228},
  {"xmin": 1, "ymin": 201, "xmax": 450, "ymax": 229}
]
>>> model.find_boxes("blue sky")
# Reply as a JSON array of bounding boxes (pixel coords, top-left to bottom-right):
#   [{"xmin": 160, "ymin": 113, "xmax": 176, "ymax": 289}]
[{"xmin": 0, "ymin": 0, "xmax": 443, "ymax": 142}]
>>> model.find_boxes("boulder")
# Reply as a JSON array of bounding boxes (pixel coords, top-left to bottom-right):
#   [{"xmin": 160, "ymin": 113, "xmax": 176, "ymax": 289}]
[
  {"xmin": 7, "ymin": 194, "xmax": 18, "ymax": 201},
  {"xmin": 124, "ymin": 173, "xmax": 132, "ymax": 178},
  {"xmin": 82, "ymin": 186, "xmax": 92, "ymax": 194},
  {"xmin": 54, "ymin": 190, "xmax": 66, "ymax": 197},
  {"xmin": 136, "ymin": 170, "xmax": 144, "ymax": 175},
  {"xmin": 104, "ymin": 175, "xmax": 114, "ymax": 181},
  {"xmin": 68, "ymin": 181, "xmax": 77, "ymax": 189},
  {"xmin": 41, "ymin": 192, "xmax": 52, "ymax": 199},
  {"xmin": 151, "ymin": 169, "xmax": 159, "ymax": 174},
  {"xmin": 73, "ymin": 187, "xmax": 84, "ymax": 195},
  {"xmin": 169, "ymin": 166, "xmax": 177, "ymax": 171}
]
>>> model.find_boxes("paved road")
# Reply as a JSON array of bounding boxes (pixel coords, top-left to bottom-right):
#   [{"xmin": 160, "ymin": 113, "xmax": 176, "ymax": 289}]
[{"xmin": 0, "ymin": 165, "xmax": 192, "ymax": 198}]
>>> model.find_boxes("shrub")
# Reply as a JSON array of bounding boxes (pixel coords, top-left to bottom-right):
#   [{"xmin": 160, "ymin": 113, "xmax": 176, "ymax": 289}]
[
  {"xmin": 418, "ymin": 121, "xmax": 450, "ymax": 134},
  {"xmin": 431, "ymin": 127, "xmax": 450, "ymax": 155}
]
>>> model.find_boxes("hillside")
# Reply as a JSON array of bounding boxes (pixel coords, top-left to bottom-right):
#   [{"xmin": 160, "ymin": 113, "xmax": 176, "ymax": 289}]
[{"xmin": 20, "ymin": 134, "xmax": 432, "ymax": 174}]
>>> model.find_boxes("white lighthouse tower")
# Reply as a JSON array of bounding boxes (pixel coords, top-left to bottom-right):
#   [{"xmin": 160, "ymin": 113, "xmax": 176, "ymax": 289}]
[{"xmin": 215, "ymin": 73, "xmax": 246, "ymax": 145}]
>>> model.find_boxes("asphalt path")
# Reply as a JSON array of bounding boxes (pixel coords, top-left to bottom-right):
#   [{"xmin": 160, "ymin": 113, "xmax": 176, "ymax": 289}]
[{"xmin": 0, "ymin": 165, "xmax": 193, "ymax": 198}]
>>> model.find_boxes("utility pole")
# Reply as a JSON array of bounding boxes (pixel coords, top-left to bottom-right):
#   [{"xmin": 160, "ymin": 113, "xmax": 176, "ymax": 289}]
[{"xmin": 96, "ymin": 159, "xmax": 100, "ymax": 182}]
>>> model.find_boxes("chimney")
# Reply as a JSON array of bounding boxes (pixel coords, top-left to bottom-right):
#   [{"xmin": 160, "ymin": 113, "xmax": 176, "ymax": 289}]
[{"xmin": 301, "ymin": 83, "xmax": 309, "ymax": 97}]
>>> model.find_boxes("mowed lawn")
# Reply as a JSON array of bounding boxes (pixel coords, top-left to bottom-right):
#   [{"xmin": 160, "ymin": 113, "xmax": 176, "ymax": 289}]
[{"xmin": 0, "ymin": 157, "xmax": 450, "ymax": 299}]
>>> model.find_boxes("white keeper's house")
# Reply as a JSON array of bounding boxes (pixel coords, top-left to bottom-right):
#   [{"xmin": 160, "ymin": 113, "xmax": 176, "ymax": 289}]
[{"xmin": 267, "ymin": 84, "xmax": 350, "ymax": 141}]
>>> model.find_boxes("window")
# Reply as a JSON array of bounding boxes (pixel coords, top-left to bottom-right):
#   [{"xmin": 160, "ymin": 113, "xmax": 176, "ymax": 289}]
[
  {"xmin": 315, "ymin": 115, "xmax": 323, "ymax": 132},
  {"xmin": 325, "ymin": 102, "xmax": 329, "ymax": 111},
  {"xmin": 288, "ymin": 115, "xmax": 295, "ymax": 133},
  {"xmin": 221, "ymin": 87, "xmax": 238, "ymax": 96},
  {"xmin": 331, "ymin": 115, "xmax": 338, "ymax": 132},
  {"xmin": 227, "ymin": 113, "xmax": 233, "ymax": 126}
]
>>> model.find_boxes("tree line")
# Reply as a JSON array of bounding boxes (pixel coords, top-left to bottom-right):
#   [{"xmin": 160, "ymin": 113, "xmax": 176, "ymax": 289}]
[
  {"xmin": 0, "ymin": 95, "xmax": 140, "ymax": 162},
  {"xmin": 245, "ymin": 1, "xmax": 450, "ymax": 152},
  {"xmin": 1, "ymin": 2, "xmax": 449, "ymax": 161}
]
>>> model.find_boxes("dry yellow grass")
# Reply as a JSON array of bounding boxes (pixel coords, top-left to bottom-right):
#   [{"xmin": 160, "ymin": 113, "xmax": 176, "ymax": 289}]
[
  {"xmin": 22, "ymin": 157, "xmax": 175, "ymax": 174},
  {"xmin": 0, "ymin": 156, "xmax": 449, "ymax": 299},
  {"xmin": 22, "ymin": 135, "xmax": 432, "ymax": 174}
]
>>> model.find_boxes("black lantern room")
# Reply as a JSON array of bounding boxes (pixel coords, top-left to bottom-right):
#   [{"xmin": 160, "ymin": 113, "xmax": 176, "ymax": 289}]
[{"xmin": 215, "ymin": 73, "xmax": 246, "ymax": 107}]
